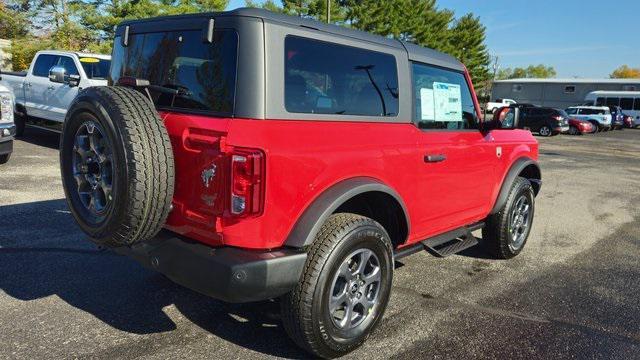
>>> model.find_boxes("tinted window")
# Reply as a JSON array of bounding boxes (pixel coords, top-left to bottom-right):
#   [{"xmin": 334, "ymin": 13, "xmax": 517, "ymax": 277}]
[
  {"xmin": 57, "ymin": 56, "xmax": 79, "ymax": 76},
  {"xmin": 284, "ymin": 36, "xmax": 398, "ymax": 117},
  {"xmin": 564, "ymin": 85, "xmax": 575, "ymax": 93},
  {"xmin": 80, "ymin": 58, "xmax": 111, "ymax": 79},
  {"xmin": 595, "ymin": 97, "xmax": 605, "ymax": 106},
  {"xmin": 620, "ymin": 98, "xmax": 633, "ymax": 111},
  {"xmin": 606, "ymin": 97, "xmax": 619, "ymax": 107},
  {"xmin": 412, "ymin": 62, "xmax": 478, "ymax": 130},
  {"xmin": 580, "ymin": 108, "xmax": 607, "ymax": 115},
  {"xmin": 635, "ymin": 98, "xmax": 640, "ymax": 111},
  {"xmin": 565, "ymin": 108, "xmax": 577, "ymax": 115},
  {"xmin": 32, "ymin": 54, "xmax": 58, "ymax": 77},
  {"xmin": 110, "ymin": 30, "xmax": 238, "ymax": 114}
]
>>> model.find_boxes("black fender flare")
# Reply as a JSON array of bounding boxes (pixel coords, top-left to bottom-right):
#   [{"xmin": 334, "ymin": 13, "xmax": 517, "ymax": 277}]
[
  {"xmin": 284, "ymin": 177, "xmax": 410, "ymax": 249},
  {"xmin": 490, "ymin": 157, "xmax": 541, "ymax": 214}
]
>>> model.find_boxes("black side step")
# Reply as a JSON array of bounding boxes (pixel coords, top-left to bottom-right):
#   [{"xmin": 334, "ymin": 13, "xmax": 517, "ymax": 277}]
[{"xmin": 394, "ymin": 222, "xmax": 483, "ymax": 260}]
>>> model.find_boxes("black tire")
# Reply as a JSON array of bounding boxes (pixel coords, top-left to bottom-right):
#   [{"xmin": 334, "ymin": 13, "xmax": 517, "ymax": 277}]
[
  {"xmin": 482, "ymin": 177, "xmax": 535, "ymax": 259},
  {"xmin": 589, "ymin": 121, "xmax": 600, "ymax": 133},
  {"xmin": 0, "ymin": 153, "xmax": 9, "ymax": 164},
  {"xmin": 60, "ymin": 86, "xmax": 174, "ymax": 247},
  {"xmin": 281, "ymin": 213, "xmax": 394, "ymax": 359},
  {"xmin": 538, "ymin": 125, "xmax": 552, "ymax": 137},
  {"xmin": 568, "ymin": 126, "xmax": 579, "ymax": 135},
  {"xmin": 14, "ymin": 113, "xmax": 26, "ymax": 137}
]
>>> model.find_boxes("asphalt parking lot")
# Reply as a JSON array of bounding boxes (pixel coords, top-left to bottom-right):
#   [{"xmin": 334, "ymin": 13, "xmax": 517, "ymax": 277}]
[{"xmin": 1, "ymin": 127, "xmax": 639, "ymax": 359}]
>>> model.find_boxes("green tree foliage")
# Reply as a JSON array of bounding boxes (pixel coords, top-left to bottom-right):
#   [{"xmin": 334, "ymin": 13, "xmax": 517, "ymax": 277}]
[
  {"xmin": 609, "ymin": 65, "xmax": 640, "ymax": 79},
  {"xmin": 0, "ymin": 2, "xmax": 30, "ymax": 39},
  {"xmin": 496, "ymin": 64, "xmax": 557, "ymax": 80}
]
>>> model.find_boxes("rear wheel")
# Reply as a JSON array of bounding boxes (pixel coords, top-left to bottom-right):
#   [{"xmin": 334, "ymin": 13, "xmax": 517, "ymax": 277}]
[
  {"xmin": 538, "ymin": 125, "xmax": 552, "ymax": 137},
  {"xmin": 483, "ymin": 177, "xmax": 535, "ymax": 259},
  {"xmin": 568, "ymin": 126, "xmax": 579, "ymax": 135},
  {"xmin": 60, "ymin": 86, "xmax": 174, "ymax": 247},
  {"xmin": 281, "ymin": 213, "xmax": 393, "ymax": 359}
]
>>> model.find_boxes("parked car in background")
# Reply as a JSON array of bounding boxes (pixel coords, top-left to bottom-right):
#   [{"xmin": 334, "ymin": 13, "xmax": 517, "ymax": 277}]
[
  {"xmin": 517, "ymin": 106, "xmax": 569, "ymax": 136},
  {"xmin": 0, "ymin": 80, "xmax": 15, "ymax": 164},
  {"xmin": 585, "ymin": 90, "xmax": 640, "ymax": 128},
  {"xmin": 566, "ymin": 118, "xmax": 595, "ymax": 135},
  {"xmin": 486, "ymin": 98, "xmax": 516, "ymax": 113},
  {"xmin": 565, "ymin": 106, "xmax": 612, "ymax": 132},
  {"xmin": 0, "ymin": 51, "xmax": 111, "ymax": 136},
  {"xmin": 623, "ymin": 114, "xmax": 635, "ymax": 128},
  {"xmin": 608, "ymin": 105, "xmax": 625, "ymax": 130}
]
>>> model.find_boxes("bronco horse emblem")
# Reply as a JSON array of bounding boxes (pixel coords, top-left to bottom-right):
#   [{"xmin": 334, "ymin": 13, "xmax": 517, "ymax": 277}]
[{"xmin": 201, "ymin": 163, "xmax": 217, "ymax": 188}]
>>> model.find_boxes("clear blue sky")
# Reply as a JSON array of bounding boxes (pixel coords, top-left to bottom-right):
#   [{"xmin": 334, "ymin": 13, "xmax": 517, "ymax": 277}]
[{"xmin": 226, "ymin": 0, "xmax": 640, "ymax": 78}]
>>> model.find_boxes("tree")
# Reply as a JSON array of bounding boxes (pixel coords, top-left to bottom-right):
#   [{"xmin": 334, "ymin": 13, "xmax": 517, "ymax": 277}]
[
  {"xmin": 610, "ymin": 65, "xmax": 640, "ymax": 79},
  {"xmin": 496, "ymin": 64, "xmax": 556, "ymax": 80},
  {"xmin": 0, "ymin": 1, "xmax": 30, "ymax": 39},
  {"xmin": 448, "ymin": 14, "xmax": 490, "ymax": 88}
]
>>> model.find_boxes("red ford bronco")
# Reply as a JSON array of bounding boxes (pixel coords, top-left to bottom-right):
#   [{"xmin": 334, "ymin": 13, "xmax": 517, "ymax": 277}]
[{"xmin": 59, "ymin": 8, "xmax": 541, "ymax": 358}]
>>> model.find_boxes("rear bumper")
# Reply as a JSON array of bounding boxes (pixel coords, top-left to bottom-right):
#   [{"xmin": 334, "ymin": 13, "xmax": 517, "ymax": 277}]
[{"xmin": 114, "ymin": 230, "xmax": 307, "ymax": 303}]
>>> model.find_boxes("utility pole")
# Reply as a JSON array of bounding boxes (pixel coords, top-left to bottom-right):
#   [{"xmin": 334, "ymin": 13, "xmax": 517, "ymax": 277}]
[{"xmin": 327, "ymin": 0, "xmax": 331, "ymax": 23}]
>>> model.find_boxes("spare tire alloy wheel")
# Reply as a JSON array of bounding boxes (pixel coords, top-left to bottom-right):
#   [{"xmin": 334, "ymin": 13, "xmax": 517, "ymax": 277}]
[
  {"xmin": 60, "ymin": 86, "xmax": 175, "ymax": 247},
  {"xmin": 507, "ymin": 195, "xmax": 531, "ymax": 252},
  {"xmin": 72, "ymin": 120, "xmax": 113, "ymax": 217}
]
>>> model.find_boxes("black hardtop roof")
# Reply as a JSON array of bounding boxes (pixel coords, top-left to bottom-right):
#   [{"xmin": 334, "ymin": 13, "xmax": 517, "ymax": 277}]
[{"xmin": 118, "ymin": 7, "xmax": 464, "ymax": 72}]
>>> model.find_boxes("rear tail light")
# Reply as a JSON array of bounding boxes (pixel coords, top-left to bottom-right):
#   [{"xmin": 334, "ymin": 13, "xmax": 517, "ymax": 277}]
[
  {"xmin": 552, "ymin": 115, "xmax": 563, "ymax": 121},
  {"xmin": 230, "ymin": 148, "xmax": 264, "ymax": 217}
]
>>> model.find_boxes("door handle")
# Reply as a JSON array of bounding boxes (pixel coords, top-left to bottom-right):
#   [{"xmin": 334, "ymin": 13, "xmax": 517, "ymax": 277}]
[{"xmin": 424, "ymin": 154, "xmax": 447, "ymax": 163}]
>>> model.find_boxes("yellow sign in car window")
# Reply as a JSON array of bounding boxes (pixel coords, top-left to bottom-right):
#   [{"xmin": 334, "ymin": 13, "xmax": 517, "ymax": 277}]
[{"xmin": 79, "ymin": 57, "xmax": 100, "ymax": 63}]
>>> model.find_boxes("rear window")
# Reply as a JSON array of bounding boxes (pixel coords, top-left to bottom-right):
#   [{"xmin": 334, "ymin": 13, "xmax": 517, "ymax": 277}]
[
  {"xmin": 80, "ymin": 58, "xmax": 111, "ymax": 79},
  {"xmin": 284, "ymin": 36, "xmax": 399, "ymax": 117},
  {"xmin": 32, "ymin": 54, "xmax": 58, "ymax": 77},
  {"xmin": 110, "ymin": 30, "xmax": 238, "ymax": 114}
]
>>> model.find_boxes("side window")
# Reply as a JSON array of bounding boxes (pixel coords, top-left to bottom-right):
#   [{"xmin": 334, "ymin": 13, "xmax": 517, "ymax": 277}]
[
  {"xmin": 635, "ymin": 98, "xmax": 640, "ymax": 111},
  {"xmin": 32, "ymin": 54, "xmax": 59, "ymax": 77},
  {"xmin": 57, "ymin": 56, "xmax": 79, "ymax": 76},
  {"xmin": 284, "ymin": 36, "xmax": 399, "ymax": 117},
  {"xmin": 595, "ymin": 97, "xmax": 605, "ymax": 106},
  {"xmin": 564, "ymin": 85, "xmax": 576, "ymax": 93},
  {"xmin": 605, "ymin": 97, "xmax": 619, "ymax": 107},
  {"xmin": 620, "ymin": 98, "xmax": 633, "ymax": 111},
  {"xmin": 565, "ymin": 108, "xmax": 577, "ymax": 115},
  {"xmin": 411, "ymin": 62, "xmax": 478, "ymax": 130}
]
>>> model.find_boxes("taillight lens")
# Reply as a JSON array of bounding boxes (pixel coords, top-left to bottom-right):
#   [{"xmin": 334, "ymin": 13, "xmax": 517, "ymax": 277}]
[
  {"xmin": 552, "ymin": 115, "xmax": 563, "ymax": 121},
  {"xmin": 230, "ymin": 148, "xmax": 264, "ymax": 217}
]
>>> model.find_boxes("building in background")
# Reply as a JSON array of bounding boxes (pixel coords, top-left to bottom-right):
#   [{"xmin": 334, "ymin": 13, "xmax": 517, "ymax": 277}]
[
  {"xmin": 0, "ymin": 40, "xmax": 11, "ymax": 71},
  {"xmin": 491, "ymin": 78, "xmax": 640, "ymax": 109}
]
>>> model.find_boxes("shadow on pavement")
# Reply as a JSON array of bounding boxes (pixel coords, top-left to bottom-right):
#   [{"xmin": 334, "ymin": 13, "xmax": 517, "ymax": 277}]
[
  {"xmin": 0, "ymin": 199, "xmax": 306, "ymax": 359},
  {"xmin": 17, "ymin": 126, "xmax": 61, "ymax": 150}
]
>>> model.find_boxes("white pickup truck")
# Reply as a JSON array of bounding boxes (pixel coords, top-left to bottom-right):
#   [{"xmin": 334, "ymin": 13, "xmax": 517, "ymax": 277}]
[
  {"xmin": 0, "ymin": 81, "xmax": 15, "ymax": 164},
  {"xmin": 486, "ymin": 98, "xmax": 517, "ymax": 113},
  {"xmin": 0, "ymin": 50, "xmax": 110, "ymax": 136}
]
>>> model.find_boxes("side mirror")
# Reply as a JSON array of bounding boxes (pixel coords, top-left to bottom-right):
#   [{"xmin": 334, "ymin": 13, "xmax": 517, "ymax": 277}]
[
  {"xmin": 495, "ymin": 106, "xmax": 521, "ymax": 129},
  {"xmin": 48, "ymin": 66, "xmax": 67, "ymax": 84}
]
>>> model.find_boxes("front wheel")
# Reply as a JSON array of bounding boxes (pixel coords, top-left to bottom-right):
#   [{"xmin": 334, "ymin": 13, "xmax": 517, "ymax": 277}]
[
  {"xmin": 281, "ymin": 213, "xmax": 393, "ymax": 359},
  {"xmin": 568, "ymin": 126, "xmax": 579, "ymax": 135},
  {"xmin": 14, "ymin": 113, "xmax": 26, "ymax": 137},
  {"xmin": 482, "ymin": 177, "xmax": 535, "ymax": 259}
]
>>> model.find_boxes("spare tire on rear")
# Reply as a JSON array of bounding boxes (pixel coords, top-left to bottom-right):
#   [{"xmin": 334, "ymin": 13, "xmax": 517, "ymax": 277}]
[{"xmin": 60, "ymin": 86, "xmax": 175, "ymax": 247}]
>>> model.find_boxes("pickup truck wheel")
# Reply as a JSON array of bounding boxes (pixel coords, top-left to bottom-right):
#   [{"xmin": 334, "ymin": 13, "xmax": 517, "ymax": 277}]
[
  {"xmin": 281, "ymin": 213, "xmax": 393, "ymax": 359},
  {"xmin": 482, "ymin": 177, "xmax": 535, "ymax": 259},
  {"xmin": 60, "ymin": 86, "xmax": 174, "ymax": 247}
]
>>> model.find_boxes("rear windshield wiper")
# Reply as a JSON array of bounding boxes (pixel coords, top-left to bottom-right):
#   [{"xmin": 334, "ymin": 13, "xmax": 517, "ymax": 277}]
[{"xmin": 117, "ymin": 77, "xmax": 191, "ymax": 106}]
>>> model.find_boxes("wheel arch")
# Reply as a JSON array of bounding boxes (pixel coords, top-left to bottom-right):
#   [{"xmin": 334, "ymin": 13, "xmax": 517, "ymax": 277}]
[
  {"xmin": 284, "ymin": 177, "xmax": 410, "ymax": 249},
  {"xmin": 490, "ymin": 157, "xmax": 541, "ymax": 214}
]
